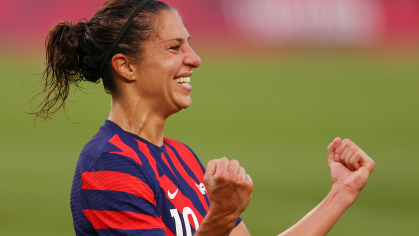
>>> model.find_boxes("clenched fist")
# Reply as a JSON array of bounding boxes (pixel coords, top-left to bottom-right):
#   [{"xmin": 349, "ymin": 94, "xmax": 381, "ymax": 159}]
[
  {"xmin": 203, "ymin": 157, "xmax": 253, "ymax": 221},
  {"xmin": 327, "ymin": 138, "xmax": 375, "ymax": 197}
]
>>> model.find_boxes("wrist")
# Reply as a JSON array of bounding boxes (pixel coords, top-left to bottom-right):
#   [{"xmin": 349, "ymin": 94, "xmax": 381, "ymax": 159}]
[
  {"xmin": 195, "ymin": 208, "xmax": 239, "ymax": 236},
  {"xmin": 330, "ymin": 183, "xmax": 360, "ymax": 207},
  {"xmin": 207, "ymin": 206, "xmax": 240, "ymax": 226}
]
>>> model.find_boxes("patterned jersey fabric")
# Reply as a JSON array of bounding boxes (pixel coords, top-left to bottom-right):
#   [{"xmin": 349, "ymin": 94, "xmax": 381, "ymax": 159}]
[{"xmin": 71, "ymin": 120, "xmax": 241, "ymax": 236}]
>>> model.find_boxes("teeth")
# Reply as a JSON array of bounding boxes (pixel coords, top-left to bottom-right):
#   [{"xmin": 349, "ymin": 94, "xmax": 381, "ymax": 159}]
[{"xmin": 174, "ymin": 77, "xmax": 190, "ymax": 84}]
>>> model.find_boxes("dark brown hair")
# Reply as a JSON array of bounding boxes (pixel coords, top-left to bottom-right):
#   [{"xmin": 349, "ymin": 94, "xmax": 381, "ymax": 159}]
[{"xmin": 32, "ymin": 0, "xmax": 173, "ymax": 119}]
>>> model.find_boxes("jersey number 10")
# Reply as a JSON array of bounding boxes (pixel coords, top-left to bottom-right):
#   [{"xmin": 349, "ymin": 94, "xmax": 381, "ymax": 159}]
[{"xmin": 170, "ymin": 207, "xmax": 200, "ymax": 236}]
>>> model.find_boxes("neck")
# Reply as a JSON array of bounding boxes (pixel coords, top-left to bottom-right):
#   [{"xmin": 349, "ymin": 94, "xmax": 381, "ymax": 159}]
[{"xmin": 108, "ymin": 92, "xmax": 167, "ymax": 147}]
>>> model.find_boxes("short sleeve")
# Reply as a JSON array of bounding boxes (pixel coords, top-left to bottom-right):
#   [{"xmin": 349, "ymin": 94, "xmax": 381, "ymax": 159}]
[
  {"xmin": 80, "ymin": 152, "xmax": 166, "ymax": 236},
  {"xmin": 235, "ymin": 217, "xmax": 242, "ymax": 227}
]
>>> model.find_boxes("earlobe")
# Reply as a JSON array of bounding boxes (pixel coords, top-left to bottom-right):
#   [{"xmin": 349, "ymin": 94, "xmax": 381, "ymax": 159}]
[{"xmin": 111, "ymin": 53, "xmax": 136, "ymax": 81}]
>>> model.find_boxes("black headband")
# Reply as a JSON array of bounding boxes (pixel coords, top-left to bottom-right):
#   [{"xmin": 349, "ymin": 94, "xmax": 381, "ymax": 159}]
[{"xmin": 97, "ymin": 0, "xmax": 153, "ymax": 79}]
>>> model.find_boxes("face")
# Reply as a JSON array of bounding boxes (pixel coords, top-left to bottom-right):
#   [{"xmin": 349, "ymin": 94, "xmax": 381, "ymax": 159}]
[{"xmin": 132, "ymin": 10, "xmax": 201, "ymax": 116}]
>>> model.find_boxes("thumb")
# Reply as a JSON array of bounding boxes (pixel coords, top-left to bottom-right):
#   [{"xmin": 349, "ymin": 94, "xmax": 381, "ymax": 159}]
[{"xmin": 327, "ymin": 137, "xmax": 342, "ymax": 163}]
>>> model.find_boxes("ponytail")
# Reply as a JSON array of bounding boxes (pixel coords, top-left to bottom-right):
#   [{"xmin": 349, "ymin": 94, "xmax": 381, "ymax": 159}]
[{"xmin": 32, "ymin": 20, "xmax": 88, "ymax": 119}]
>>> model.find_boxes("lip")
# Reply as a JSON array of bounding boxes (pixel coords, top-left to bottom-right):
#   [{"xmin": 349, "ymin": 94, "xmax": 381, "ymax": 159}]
[
  {"xmin": 174, "ymin": 72, "xmax": 193, "ymax": 79},
  {"xmin": 174, "ymin": 81, "xmax": 192, "ymax": 93}
]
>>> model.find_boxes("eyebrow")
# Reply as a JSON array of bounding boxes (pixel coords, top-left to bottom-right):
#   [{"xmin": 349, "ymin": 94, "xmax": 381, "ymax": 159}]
[{"xmin": 166, "ymin": 35, "xmax": 191, "ymax": 43}]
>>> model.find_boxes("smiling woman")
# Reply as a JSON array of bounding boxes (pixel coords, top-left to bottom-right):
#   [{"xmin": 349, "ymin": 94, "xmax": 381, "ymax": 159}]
[
  {"xmin": 33, "ymin": 0, "xmax": 375, "ymax": 236},
  {"xmin": 33, "ymin": 0, "xmax": 251, "ymax": 235}
]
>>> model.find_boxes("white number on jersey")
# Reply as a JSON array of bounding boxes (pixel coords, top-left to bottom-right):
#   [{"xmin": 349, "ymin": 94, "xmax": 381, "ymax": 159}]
[{"xmin": 170, "ymin": 207, "xmax": 199, "ymax": 236}]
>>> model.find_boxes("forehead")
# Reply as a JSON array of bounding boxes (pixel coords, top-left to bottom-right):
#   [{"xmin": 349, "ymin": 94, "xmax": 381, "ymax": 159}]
[{"xmin": 155, "ymin": 10, "xmax": 189, "ymax": 41}]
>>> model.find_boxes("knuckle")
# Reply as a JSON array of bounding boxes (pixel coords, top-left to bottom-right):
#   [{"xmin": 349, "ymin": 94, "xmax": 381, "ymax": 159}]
[
  {"xmin": 236, "ymin": 180, "xmax": 246, "ymax": 187},
  {"xmin": 334, "ymin": 154, "xmax": 340, "ymax": 162},
  {"xmin": 230, "ymin": 159, "xmax": 240, "ymax": 168},
  {"xmin": 203, "ymin": 176, "xmax": 211, "ymax": 185},
  {"xmin": 230, "ymin": 172, "xmax": 239, "ymax": 182},
  {"xmin": 247, "ymin": 182, "xmax": 254, "ymax": 192},
  {"xmin": 237, "ymin": 179, "xmax": 249, "ymax": 188},
  {"xmin": 208, "ymin": 159, "xmax": 218, "ymax": 166},
  {"xmin": 216, "ymin": 170, "xmax": 228, "ymax": 180},
  {"xmin": 231, "ymin": 159, "xmax": 240, "ymax": 165},
  {"xmin": 246, "ymin": 174, "xmax": 253, "ymax": 183},
  {"xmin": 370, "ymin": 159, "xmax": 376, "ymax": 168}
]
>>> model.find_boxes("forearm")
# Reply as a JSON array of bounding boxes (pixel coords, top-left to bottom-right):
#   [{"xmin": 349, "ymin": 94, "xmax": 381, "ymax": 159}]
[
  {"xmin": 194, "ymin": 209, "xmax": 240, "ymax": 236},
  {"xmin": 279, "ymin": 184, "xmax": 359, "ymax": 236}
]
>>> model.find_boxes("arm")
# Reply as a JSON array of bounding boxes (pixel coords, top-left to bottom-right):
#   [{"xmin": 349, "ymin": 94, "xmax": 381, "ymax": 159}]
[
  {"xmin": 279, "ymin": 137, "xmax": 375, "ymax": 236},
  {"xmin": 200, "ymin": 138, "xmax": 374, "ymax": 236},
  {"xmin": 278, "ymin": 184, "xmax": 356, "ymax": 236}
]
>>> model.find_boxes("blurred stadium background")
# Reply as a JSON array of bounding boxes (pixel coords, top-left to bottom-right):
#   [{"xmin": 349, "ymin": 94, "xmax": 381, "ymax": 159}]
[{"xmin": 1, "ymin": 0, "xmax": 418, "ymax": 235}]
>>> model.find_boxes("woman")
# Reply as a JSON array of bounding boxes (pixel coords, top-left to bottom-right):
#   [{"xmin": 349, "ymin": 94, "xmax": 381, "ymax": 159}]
[{"xmin": 35, "ymin": 0, "xmax": 375, "ymax": 235}]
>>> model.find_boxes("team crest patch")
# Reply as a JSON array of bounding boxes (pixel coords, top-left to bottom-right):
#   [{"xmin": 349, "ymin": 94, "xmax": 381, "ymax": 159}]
[{"xmin": 195, "ymin": 183, "xmax": 206, "ymax": 195}]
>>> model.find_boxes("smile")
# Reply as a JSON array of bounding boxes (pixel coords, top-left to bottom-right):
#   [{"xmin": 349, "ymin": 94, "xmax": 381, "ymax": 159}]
[{"xmin": 174, "ymin": 77, "xmax": 190, "ymax": 86}]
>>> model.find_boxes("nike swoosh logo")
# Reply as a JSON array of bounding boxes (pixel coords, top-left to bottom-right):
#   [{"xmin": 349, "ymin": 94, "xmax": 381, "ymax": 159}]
[{"xmin": 168, "ymin": 189, "xmax": 179, "ymax": 199}]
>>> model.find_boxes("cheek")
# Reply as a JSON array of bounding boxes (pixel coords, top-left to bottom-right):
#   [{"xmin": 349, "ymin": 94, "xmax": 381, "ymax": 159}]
[
  {"xmin": 147, "ymin": 61, "xmax": 175, "ymax": 80},
  {"xmin": 163, "ymin": 60, "xmax": 179, "ymax": 74}
]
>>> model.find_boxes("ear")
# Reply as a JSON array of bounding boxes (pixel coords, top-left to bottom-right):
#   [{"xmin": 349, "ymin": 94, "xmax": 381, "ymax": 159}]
[{"xmin": 111, "ymin": 53, "xmax": 137, "ymax": 81}]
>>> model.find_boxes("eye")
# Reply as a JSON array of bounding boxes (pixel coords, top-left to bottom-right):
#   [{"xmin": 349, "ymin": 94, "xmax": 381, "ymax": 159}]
[{"xmin": 170, "ymin": 45, "xmax": 181, "ymax": 50}]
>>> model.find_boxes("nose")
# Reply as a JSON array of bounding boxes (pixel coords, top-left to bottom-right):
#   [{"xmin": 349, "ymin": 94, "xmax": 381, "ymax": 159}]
[{"xmin": 184, "ymin": 46, "xmax": 201, "ymax": 69}]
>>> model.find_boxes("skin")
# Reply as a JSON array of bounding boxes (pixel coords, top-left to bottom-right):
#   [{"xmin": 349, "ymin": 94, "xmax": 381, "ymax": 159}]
[
  {"xmin": 107, "ymin": 9, "xmax": 375, "ymax": 236},
  {"xmin": 276, "ymin": 138, "xmax": 375, "ymax": 236},
  {"xmin": 109, "ymin": 9, "xmax": 201, "ymax": 146}
]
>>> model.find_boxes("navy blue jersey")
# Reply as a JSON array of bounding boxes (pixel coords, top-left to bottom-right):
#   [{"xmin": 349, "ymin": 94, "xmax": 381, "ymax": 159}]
[{"xmin": 71, "ymin": 120, "xmax": 241, "ymax": 236}]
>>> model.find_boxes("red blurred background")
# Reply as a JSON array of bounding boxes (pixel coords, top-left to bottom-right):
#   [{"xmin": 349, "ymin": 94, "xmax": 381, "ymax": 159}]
[{"xmin": 0, "ymin": 0, "xmax": 418, "ymax": 51}]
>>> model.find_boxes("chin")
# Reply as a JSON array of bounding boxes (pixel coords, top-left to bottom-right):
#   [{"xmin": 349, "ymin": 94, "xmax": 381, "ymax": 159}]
[
  {"xmin": 179, "ymin": 99, "xmax": 192, "ymax": 110},
  {"xmin": 176, "ymin": 94, "xmax": 192, "ymax": 108},
  {"xmin": 168, "ymin": 98, "xmax": 192, "ymax": 116}
]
